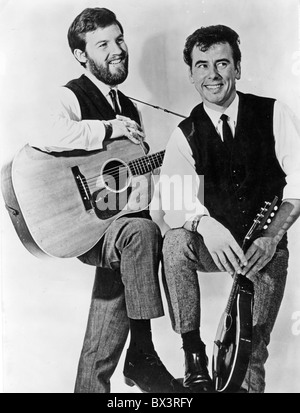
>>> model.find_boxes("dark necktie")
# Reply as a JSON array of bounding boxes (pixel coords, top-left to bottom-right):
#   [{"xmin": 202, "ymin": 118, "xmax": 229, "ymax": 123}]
[
  {"xmin": 109, "ymin": 89, "xmax": 121, "ymax": 115},
  {"xmin": 220, "ymin": 114, "xmax": 234, "ymax": 147}
]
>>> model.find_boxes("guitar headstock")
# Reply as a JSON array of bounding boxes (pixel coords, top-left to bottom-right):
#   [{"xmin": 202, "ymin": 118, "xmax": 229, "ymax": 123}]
[{"xmin": 244, "ymin": 196, "xmax": 279, "ymax": 244}]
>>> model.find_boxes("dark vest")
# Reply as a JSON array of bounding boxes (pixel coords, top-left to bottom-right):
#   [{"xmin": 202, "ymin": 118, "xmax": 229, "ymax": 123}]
[
  {"xmin": 179, "ymin": 92, "xmax": 286, "ymax": 245},
  {"xmin": 65, "ymin": 74, "xmax": 150, "ymax": 220},
  {"xmin": 64, "ymin": 74, "xmax": 141, "ymax": 124}
]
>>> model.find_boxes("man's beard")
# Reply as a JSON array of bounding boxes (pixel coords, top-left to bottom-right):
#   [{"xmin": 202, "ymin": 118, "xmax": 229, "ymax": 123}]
[{"xmin": 87, "ymin": 54, "xmax": 129, "ymax": 86}]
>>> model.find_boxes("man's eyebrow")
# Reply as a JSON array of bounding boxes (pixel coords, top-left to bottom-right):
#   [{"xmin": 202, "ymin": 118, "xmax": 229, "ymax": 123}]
[
  {"xmin": 95, "ymin": 40, "xmax": 108, "ymax": 45},
  {"xmin": 94, "ymin": 34, "xmax": 124, "ymax": 45},
  {"xmin": 194, "ymin": 59, "xmax": 208, "ymax": 65},
  {"xmin": 216, "ymin": 58, "xmax": 231, "ymax": 63},
  {"xmin": 194, "ymin": 58, "xmax": 231, "ymax": 65}
]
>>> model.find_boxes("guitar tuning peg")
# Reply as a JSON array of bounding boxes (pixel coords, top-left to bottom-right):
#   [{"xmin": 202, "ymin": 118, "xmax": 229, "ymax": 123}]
[
  {"xmin": 274, "ymin": 206, "xmax": 279, "ymax": 211},
  {"xmin": 267, "ymin": 219, "xmax": 272, "ymax": 224},
  {"xmin": 263, "ymin": 225, "xmax": 268, "ymax": 230},
  {"xmin": 270, "ymin": 212, "xmax": 275, "ymax": 217}
]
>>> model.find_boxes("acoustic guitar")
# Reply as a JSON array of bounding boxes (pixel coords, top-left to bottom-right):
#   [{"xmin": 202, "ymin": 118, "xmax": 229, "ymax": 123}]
[
  {"xmin": 212, "ymin": 196, "xmax": 279, "ymax": 393},
  {"xmin": 1, "ymin": 139, "xmax": 165, "ymax": 258}
]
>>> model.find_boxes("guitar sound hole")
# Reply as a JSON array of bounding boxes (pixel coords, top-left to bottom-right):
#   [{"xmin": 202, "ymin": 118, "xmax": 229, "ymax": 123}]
[{"xmin": 102, "ymin": 159, "xmax": 131, "ymax": 193}]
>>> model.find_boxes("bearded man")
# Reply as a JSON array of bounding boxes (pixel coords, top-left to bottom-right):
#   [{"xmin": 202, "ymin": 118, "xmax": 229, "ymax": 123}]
[{"xmin": 29, "ymin": 7, "xmax": 185, "ymax": 394}]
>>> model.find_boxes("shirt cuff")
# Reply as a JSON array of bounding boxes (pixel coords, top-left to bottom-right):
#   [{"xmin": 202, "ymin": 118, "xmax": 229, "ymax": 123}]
[
  {"xmin": 81, "ymin": 120, "xmax": 106, "ymax": 150},
  {"xmin": 282, "ymin": 178, "xmax": 300, "ymax": 200}
]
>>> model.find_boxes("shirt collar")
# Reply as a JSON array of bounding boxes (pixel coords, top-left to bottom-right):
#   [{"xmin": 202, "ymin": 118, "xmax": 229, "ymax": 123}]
[
  {"xmin": 203, "ymin": 93, "xmax": 239, "ymax": 128},
  {"xmin": 84, "ymin": 70, "xmax": 119, "ymax": 98}
]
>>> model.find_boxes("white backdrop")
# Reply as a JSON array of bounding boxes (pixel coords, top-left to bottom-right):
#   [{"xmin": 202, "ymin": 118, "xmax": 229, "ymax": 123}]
[{"xmin": 0, "ymin": 0, "xmax": 300, "ymax": 393}]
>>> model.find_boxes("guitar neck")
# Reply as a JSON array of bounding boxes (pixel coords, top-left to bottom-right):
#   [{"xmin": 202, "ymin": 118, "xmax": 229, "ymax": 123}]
[
  {"xmin": 225, "ymin": 273, "xmax": 239, "ymax": 313},
  {"xmin": 225, "ymin": 196, "xmax": 279, "ymax": 314},
  {"xmin": 128, "ymin": 150, "xmax": 165, "ymax": 176}
]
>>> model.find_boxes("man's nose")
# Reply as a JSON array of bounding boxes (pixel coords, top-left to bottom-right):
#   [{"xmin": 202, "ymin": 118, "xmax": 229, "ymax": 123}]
[
  {"xmin": 111, "ymin": 41, "xmax": 125, "ymax": 55},
  {"xmin": 208, "ymin": 65, "xmax": 221, "ymax": 79}
]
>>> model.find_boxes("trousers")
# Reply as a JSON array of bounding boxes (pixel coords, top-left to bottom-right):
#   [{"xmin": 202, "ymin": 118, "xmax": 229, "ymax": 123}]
[
  {"xmin": 74, "ymin": 217, "xmax": 164, "ymax": 393},
  {"xmin": 162, "ymin": 228, "xmax": 288, "ymax": 393}
]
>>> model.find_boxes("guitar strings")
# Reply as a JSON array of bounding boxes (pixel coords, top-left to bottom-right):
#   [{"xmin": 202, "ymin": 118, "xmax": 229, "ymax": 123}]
[
  {"xmin": 85, "ymin": 157, "xmax": 162, "ymax": 183},
  {"xmin": 78, "ymin": 166, "xmax": 151, "ymax": 196},
  {"xmin": 82, "ymin": 153, "xmax": 164, "ymax": 186},
  {"xmin": 76, "ymin": 153, "xmax": 164, "ymax": 203},
  {"xmin": 85, "ymin": 152, "xmax": 164, "ymax": 180},
  {"xmin": 85, "ymin": 164, "xmax": 157, "ymax": 186}
]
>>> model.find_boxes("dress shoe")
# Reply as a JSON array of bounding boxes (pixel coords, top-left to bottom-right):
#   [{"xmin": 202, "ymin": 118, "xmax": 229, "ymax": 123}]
[
  {"xmin": 183, "ymin": 346, "xmax": 215, "ymax": 393},
  {"xmin": 124, "ymin": 349, "xmax": 189, "ymax": 393}
]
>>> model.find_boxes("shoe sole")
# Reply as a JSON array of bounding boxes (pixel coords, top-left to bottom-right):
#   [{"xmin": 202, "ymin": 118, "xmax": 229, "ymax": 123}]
[
  {"xmin": 124, "ymin": 376, "xmax": 150, "ymax": 393},
  {"xmin": 124, "ymin": 376, "xmax": 135, "ymax": 387}
]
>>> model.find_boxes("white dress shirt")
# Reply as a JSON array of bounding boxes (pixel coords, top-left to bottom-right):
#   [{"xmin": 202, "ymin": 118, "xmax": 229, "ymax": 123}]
[
  {"xmin": 28, "ymin": 71, "xmax": 133, "ymax": 152},
  {"xmin": 157, "ymin": 94, "xmax": 300, "ymax": 229}
]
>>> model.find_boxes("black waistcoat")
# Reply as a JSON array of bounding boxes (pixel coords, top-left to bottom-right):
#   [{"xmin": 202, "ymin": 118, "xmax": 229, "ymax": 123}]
[
  {"xmin": 64, "ymin": 74, "xmax": 141, "ymax": 124},
  {"xmin": 65, "ymin": 74, "xmax": 150, "ymax": 220},
  {"xmin": 178, "ymin": 92, "xmax": 286, "ymax": 245}
]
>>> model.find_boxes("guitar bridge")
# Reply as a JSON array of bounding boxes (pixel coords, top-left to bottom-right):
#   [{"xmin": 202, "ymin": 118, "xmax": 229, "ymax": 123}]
[{"xmin": 72, "ymin": 166, "xmax": 93, "ymax": 211}]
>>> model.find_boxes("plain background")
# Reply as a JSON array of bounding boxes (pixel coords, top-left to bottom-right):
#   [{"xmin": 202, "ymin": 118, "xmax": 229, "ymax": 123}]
[{"xmin": 0, "ymin": 0, "xmax": 300, "ymax": 393}]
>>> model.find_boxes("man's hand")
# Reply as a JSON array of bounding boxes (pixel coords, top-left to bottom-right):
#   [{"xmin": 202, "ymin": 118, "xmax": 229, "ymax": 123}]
[
  {"xmin": 110, "ymin": 115, "xmax": 145, "ymax": 144},
  {"xmin": 199, "ymin": 216, "xmax": 247, "ymax": 275},
  {"xmin": 242, "ymin": 237, "xmax": 277, "ymax": 278},
  {"xmin": 242, "ymin": 199, "xmax": 300, "ymax": 278}
]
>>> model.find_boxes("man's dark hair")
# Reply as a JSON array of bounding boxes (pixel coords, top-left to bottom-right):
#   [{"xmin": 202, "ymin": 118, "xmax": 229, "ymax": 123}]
[
  {"xmin": 183, "ymin": 25, "xmax": 241, "ymax": 69},
  {"xmin": 68, "ymin": 7, "xmax": 124, "ymax": 53}
]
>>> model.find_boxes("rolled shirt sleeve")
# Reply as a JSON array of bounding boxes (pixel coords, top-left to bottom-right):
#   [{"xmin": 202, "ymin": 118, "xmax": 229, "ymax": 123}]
[
  {"xmin": 28, "ymin": 86, "xmax": 106, "ymax": 152},
  {"xmin": 274, "ymin": 100, "xmax": 300, "ymax": 200},
  {"xmin": 158, "ymin": 127, "xmax": 208, "ymax": 229}
]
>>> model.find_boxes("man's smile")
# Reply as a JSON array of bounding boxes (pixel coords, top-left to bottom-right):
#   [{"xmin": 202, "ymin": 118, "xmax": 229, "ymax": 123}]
[
  {"xmin": 108, "ymin": 55, "xmax": 126, "ymax": 67},
  {"xmin": 109, "ymin": 58, "xmax": 123, "ymax": 65},
  {"xmin": 204, "ymin": 83, "xmax": 224, "ymax": 92}
]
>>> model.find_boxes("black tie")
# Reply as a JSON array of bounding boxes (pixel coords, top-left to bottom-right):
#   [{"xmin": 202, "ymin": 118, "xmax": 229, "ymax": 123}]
[
  {"xmin": 109, "ymin": 89, "xmax": 121, "ymax": 115},
  {"xmin": 220, "ymin": 114, "xmax": 234, "ymax": 147}
]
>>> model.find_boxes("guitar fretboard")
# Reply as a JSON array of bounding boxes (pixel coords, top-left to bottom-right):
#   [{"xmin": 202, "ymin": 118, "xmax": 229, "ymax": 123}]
[
  {"xmin": 225, "ymin": 275, "xmax": 239, "ymax": 313},
  {"xmin": 129, "ymin": 151, "xmax": 165, "ymax": 176},
  {"xmin": 225, "ymin": 197, "xmax": 278, "ymax": 314}
]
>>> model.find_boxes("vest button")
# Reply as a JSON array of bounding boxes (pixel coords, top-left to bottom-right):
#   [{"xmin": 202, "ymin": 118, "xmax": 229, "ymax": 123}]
[{"xmin": 232, "ymin": 167, "xmax": 241, "ymax": 175}]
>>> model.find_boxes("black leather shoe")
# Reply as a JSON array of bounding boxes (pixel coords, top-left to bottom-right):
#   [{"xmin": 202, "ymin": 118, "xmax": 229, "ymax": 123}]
[
  {"xmin": 183, "ymin": 346, "xmax": 215, "ymax": 393},
  {"xmin": 124, "ymin": 349, "xmax": 189, "ymax": 393}
]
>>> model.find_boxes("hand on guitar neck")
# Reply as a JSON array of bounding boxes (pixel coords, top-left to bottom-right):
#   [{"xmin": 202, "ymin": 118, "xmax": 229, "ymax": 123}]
[
  {"xmin": 242, "ymin": 199, "xmax": 300, "ymax": 278},
  {"xmin": 195, "ymin": 198, "xmax": 300, "ymax": 279},
  {"xmin": 212, "ymin": 197, "xmax": 282, "ymax": 393}
]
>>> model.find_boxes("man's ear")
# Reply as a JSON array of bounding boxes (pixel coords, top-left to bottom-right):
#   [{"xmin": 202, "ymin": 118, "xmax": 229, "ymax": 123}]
[
  {"xmin": 235, "ymin": 61, "xmax": 241, "ymax": 80},
  {"xmin": 73, "ymin": 49, "xmax": 88, "ymax": 65},
  {"xmin": 188, "ymin": 68, "xmax": 194, "ymax": 84}
]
